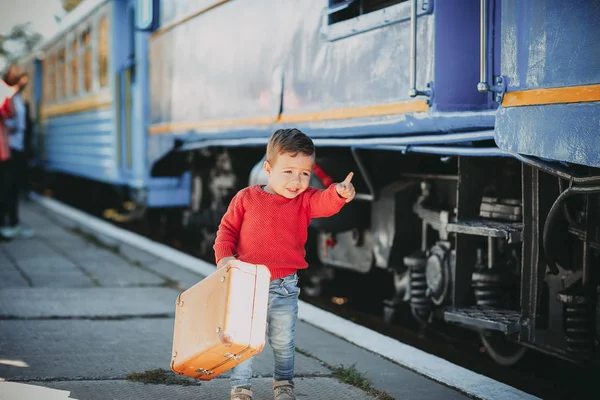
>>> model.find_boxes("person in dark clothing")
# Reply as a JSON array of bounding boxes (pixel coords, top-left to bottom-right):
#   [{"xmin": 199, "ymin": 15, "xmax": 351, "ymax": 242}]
[
  {"xmin": 22, "ymin": 100, "xmax": 34, "ymax": 199},
  {"xmin": 1, "ymin": 65, "xmax": 33, "ymax": 239},
  {"xmin": 0, "ymin": 76, "xmax": 19, "ymax": 241}
]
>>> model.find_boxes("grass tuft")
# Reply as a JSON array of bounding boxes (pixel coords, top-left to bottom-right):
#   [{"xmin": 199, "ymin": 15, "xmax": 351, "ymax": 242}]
[
  {"xmin": 332, "ymin": 364, "xmax": 372, "ymax": 389},
  {"xmin": 331, "ymin": 362, "xmax": 395, "ymax": 399},
  {"xmin": 126, "ymin": 368, "xmax": 195, "ymax": 386}
]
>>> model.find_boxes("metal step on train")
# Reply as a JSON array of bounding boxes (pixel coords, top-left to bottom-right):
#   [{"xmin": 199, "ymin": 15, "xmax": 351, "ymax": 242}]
[{"xmin": 444, "ymin": 197, "xmax": 523, "ymax": 335}]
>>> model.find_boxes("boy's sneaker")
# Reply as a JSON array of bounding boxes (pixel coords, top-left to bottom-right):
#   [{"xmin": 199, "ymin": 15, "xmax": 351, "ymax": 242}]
[
  {"xmin": 230, "ymin": 387, "xmax": 253, "ymax": 400},
  {"xmin": 273, "ymin": 380, "xmax": 295, "ymax": 400}
]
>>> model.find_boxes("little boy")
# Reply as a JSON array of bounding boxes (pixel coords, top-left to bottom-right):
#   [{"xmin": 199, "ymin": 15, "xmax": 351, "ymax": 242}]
[{"xmin": 213, "ymin": 128, "xmax": 355, "ymax": 400}]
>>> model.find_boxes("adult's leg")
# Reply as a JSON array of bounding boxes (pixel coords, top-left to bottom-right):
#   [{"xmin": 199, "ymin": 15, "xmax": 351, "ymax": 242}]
[
  {"xmin": 0, "ymin": 161, "xmax": 9, "ymax": 234},
  {"xmin": 7, "ymin": 150, "xmax": 23, "ymax": 227}
]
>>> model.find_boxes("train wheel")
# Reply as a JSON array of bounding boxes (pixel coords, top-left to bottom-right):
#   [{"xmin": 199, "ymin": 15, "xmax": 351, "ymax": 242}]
[{"xmin": 480, "ymin": 332, "xmax": 527, "ymax": 366}]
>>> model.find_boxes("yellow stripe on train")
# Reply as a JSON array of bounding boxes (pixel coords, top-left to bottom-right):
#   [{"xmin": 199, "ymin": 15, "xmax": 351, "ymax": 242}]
[
  {"xmin": 502, "ymin": 83, "xmax": 600, "ymax": 107},
  {"xmin": 148, "ymin": 99, "xmax": 429, "ymax": 135},
  {"xmin": 40, "ymin": 90, "xmax": 113, "ymax": 119}
]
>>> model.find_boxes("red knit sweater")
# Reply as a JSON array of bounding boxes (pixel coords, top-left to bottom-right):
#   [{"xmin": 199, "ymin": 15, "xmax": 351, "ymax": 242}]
[
  {"xmin": 0, "ymin": 95, "xmax": 14, "ymax": 161},
  {"xmin": 214, "ymin": 184, "xmax": 347, "ymax": 280}
]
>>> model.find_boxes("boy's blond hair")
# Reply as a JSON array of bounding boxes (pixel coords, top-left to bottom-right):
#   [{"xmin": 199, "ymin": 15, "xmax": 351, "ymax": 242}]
[{"xmin": 266, "ymin": 128, "xmax": 315, "ymax": 163}]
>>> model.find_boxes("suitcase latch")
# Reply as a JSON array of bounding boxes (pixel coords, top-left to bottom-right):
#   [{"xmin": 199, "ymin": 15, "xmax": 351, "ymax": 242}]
[
  {"xmin": 195, "ymin": 368, "xmax": 214, "ymax": 376},
  {"xmin": 224, "ymin": 352, "xmax": 242, "ymax": 361}
]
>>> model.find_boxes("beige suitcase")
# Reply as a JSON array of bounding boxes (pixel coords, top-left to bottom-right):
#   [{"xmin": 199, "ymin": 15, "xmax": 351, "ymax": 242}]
[{"xmin": 170, "ymin": 260, "xmax": 271, "ymax": 380}]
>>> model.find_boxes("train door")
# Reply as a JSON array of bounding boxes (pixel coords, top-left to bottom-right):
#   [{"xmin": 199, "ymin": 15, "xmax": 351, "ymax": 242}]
[{"xmin": 114, "ymin": 0, "xmax": 138, "ymax": 182}]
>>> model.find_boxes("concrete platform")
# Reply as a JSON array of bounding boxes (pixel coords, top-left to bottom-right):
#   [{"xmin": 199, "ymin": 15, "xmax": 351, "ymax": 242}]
[
  {"xmin": 37, "ymin": 377, "xmax": 374, "ymax": 400},
  {"xmin": 0, "ymin": 200, "xmax": 538, "ymax": 400}
]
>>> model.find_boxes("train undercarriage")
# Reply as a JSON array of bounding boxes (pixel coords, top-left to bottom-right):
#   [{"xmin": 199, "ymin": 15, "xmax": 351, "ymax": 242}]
[{"xmin": 146, "ymin": 145, "xmax": 600, "ymax": 366}]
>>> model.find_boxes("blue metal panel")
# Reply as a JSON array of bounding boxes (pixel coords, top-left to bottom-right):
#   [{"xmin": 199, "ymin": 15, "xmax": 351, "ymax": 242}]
[
  {"xmin": 283, "ymin": 1, "xmax": 434, "ymax": 117},
  {"xmin": 43, "ymin": 108, "xmax": 122, "ymax": 184},
  {"xmin": 496, "ymin": 0, "xmax": 600, "ymax": 168},
  {"xmin": 150, "ymin": 0, "xmax": 434, "ymax": 124},
  {"xmin": 112, "ymin": 0, "xmax": 134, "ymax": 72},
  {"xmin": 159, "ymin": 0, "xmax": 216, "ymax": 26},
  {"xmin": 146, "ymin": 172, "xmax": 191, "ymax": 207},
  {"xmin": 433, "ymin": 0, "xmax": 491, "ymax": 111},
  {"xmin": 501, "ymin": 0, "xmax": 600, "ymax": 90},
  {"xmin": 495, "ymin": 102, "xmax": 600, "ymax": 168},
  {"xmin": 48, "ymin": 164, "xmax": 119, "ymax": 182},
  {"xmin": 149, "ymin": 0, "xmax": 500, "ymax": 149},
  {"xmin": 33, "ymin": 59, "xmax": 42, "ymax": 105},
  {"xmin": 149, "ymin": 0, "xmax": 284, "ymax": 126}
]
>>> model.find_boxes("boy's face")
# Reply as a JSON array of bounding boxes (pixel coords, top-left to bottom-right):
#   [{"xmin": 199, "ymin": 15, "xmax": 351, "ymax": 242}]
[{"xmin": 263, "ymin": 152, "xmax": 314, "ymax": 199}]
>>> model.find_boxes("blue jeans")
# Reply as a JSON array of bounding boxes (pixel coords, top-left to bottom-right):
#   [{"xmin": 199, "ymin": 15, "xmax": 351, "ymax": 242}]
[{"xmin": 230, "ymin": 273, "xmax": 300, "ymax": 390}]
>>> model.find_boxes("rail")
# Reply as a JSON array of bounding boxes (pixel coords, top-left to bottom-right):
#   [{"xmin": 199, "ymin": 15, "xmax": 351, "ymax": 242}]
[{"xmin": 408, "ymin": 0, "xmax": 431, "ymax": 99}]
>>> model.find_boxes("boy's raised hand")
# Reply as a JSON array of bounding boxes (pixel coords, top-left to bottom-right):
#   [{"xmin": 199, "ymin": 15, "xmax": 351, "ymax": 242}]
[{"xmin": 336, "ymin": 172, "xmax": 356, "ymax": 203}]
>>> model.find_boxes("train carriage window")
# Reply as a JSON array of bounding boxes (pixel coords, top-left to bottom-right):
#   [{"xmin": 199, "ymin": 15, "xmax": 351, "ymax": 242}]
[
  {"xmin": 98, "ymin": 16, "xmax": 108, "ymax": 87},
  {"xmin": 82, "ymin": 27, "xmax": 92, "ymax": 92},
  {"xmin": 57, "ymin": 47, "xmax": 66, "ymax": 100},
  {"xmin": 54, "ymin": 51, "xmax": 60, "ymax": 101},
  {"xmin": 71, "ymin": 37, "xmax": 79, "ymax": 95},
  {"xmin": 328, "ymin": 0, "xmax": 408, "ymax": 25}
]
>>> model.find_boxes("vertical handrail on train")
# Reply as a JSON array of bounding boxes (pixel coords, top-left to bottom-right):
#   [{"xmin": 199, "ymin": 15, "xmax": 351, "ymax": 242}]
[
  {"xmin": 124, "ymin": 67, "xmax": 132, "ymax": 170},
  {"xmin": 115, "ymin": 72, "xmax": 122, "ymax": 168},
  {"xmin": 350, "ymin": 147, "xmax": 375, "ymax": 202},
  {"xmin": 477, "ymin": 0, "xmax": 490, "ymax": 93},
  {"xmin": 408, "ymin": 0, "xmax": 431, "ymax": 99},
  {"xmin": 477, "ymin": 0, "xmax": 504, "ymax": 100}
]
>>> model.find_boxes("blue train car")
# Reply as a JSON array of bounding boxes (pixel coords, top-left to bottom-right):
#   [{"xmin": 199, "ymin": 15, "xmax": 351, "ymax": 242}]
[
  {"xmin": 24, "ymin": 0, "xmax": 600, "ymax": 365},
  {"xmin": 29, "ymin": 0, "xmax": 189, "ymax": 211}
]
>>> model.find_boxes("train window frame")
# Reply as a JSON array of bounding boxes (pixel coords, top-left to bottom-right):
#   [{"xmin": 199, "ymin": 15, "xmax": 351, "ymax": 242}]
[
  {"xmin": 90, "ymin": 12, "xmax": 100, "ymax": 92},
  {"xmin": 42, "ymin": 55, "xmax": 49, "ymax": 105},
  {"xmin": 98, "ymin": 13, "xmax": 109, "ymax": 88},
  {"xmin": 68, "ymin": 31, "xmax": 79, "ymax": 97},
  {"xmin": 323, "ymin": 0, "xmax": 432, "ymax": 42},
  {"xmin": 81, "ymin": 24, "xmax": 93, "ymax": 94},
  {"xmin": 57, "ymin": 44, "xmax": 67, "ymax": 101},
  {"xmin": 45, "ymin": 51, "xmax": 56, "ymax": 105},
  {"xmin": 53, "ymin": 45, "xmax": 60, "ymax": 102}
]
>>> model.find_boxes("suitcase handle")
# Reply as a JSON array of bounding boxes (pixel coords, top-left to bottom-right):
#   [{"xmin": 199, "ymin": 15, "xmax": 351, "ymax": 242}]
[{"xmin": 224, "ymin": 260, "xmax": 259, "ymax": 275}]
